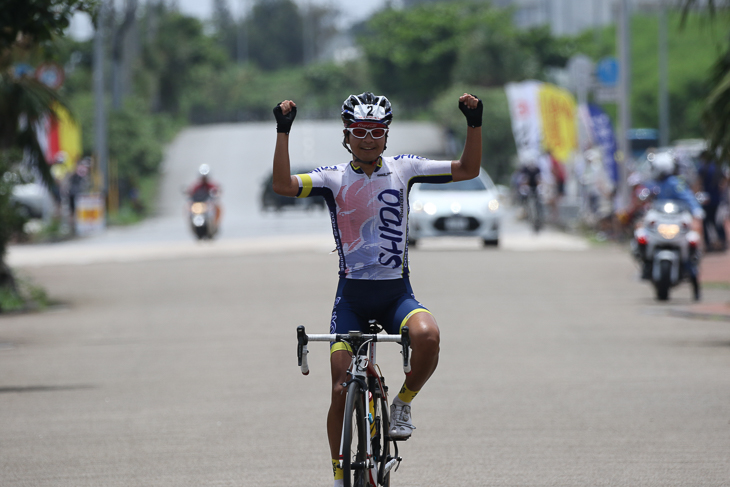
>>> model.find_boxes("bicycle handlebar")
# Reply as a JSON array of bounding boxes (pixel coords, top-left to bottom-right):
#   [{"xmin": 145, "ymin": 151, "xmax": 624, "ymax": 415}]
[{"xmin": 296, "ymin": 325, "xmax": 411, "ymax": 375}]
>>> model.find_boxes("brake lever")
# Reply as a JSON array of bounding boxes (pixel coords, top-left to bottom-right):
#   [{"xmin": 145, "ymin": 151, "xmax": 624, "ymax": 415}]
[
  {"xmin": 297, "ymin": 325, "xmax": 309, "ymax": 375},
  {"xmin": 400, "ymin": 326, "xmax": 411, "ymax": 374}
]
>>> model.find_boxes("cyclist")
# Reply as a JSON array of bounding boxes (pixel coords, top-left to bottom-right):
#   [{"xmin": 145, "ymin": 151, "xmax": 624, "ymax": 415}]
[
  {"xmin": 272, "ymin": 92, "xmax": 482, "ymax": 487},
  {"xmin": 517, "ymin": 150, "xmax": 542, "ymax": 227}
]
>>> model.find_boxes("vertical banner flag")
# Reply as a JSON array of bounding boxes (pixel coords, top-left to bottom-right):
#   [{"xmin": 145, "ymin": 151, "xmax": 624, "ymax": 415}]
[
  {"xmin": 35, "ymin": 103, "xmax": 82, "ymax": 179},
  {"xmin": 505, "ymin": 81, "xmax": 543, "ymax": 160},
  {"xmin": 587, "ymin": 103, "xmax": 619, "ymax": 183},
  {"xmin": 538, "ymin": 84, "xmax": 578, "ymax": 163}
]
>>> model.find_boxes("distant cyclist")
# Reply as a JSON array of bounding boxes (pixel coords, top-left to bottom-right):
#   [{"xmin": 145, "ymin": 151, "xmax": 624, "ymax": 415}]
[{"xmin": 272, "ymin": 92, "xmax": 483, "ymax": 487}]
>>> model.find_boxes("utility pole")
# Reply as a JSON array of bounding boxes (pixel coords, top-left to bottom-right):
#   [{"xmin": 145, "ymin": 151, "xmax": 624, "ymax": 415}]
[
  {"xmin": 94, "ymin": 0, "xmax": 108, "ymax": 197},
  {"xmin": 618, "ymin": 0, "xmax": 632, "ymax": 207},
  {"xmin": 658, "ymin": 2, "xmax": 670, "ymax": 146}
]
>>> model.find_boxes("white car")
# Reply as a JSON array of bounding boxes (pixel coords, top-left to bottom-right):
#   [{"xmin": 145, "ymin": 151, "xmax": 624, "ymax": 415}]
[
  {"xmin": 408, "ymin": 170, "xmax": 502, "ymax": 247},
  {"xmin": 11, "ymin": 182, "xmax": 55, "ymax": 219}
]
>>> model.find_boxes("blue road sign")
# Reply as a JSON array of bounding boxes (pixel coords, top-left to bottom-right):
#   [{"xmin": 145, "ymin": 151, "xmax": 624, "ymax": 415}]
[{"xmin": 596, "ymin": 58, "xmax": 619, "ymax": 87}]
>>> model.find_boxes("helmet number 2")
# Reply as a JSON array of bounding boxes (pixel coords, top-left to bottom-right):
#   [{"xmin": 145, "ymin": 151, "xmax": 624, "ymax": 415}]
[{"xmin": 367, "ymin": 106, "xmax": 373, "ymax": 117}]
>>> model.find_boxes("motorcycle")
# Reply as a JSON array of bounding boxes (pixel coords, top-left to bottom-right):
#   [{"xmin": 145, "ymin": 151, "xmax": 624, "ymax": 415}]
[
  {"xmin": 187, "ymin": 188, "xmax": 220, "ymax": 240},
  {"xmin": 631, "ymin": 199, "xmax": 701, "ymax": 301}
]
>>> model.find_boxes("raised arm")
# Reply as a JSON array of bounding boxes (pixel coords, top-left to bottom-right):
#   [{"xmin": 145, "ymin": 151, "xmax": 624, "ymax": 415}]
[
  {"xmin": 272, "ymin": 100, "xmax": 300, "ymax": 196},
  {"xmin": 451, "ymin": 93, "xmax": 483, "ymax": 182}
]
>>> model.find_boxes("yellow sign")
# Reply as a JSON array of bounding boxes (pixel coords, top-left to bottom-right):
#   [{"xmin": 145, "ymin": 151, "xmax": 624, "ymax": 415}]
[{"xmin": 538, "ymin": 84, "xmax": 578, "ymax": 163}]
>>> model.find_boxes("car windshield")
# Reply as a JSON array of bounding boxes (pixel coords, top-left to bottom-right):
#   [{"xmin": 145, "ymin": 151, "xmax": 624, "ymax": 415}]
[{"xmin": 418, "ymin": 177, "xmax": 489, "ymax": 192}]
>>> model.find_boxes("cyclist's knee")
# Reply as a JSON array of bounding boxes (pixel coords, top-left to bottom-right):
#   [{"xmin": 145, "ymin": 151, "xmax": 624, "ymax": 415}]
[
  {"xmin": 331, "ymin": 381, "xmax": 347, "ymax": 398},
  {"xmin": 330, "ymin": 350, "xmax": 350, "ymax": 396},
  {"xmin": 407, "ymin": 314, "xmax": 440, "ymax": 353}
]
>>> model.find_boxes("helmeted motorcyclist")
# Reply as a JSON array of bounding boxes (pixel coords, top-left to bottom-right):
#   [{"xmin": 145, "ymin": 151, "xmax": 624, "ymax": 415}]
[
  {"xmin": 187, "ymin": 164, "xmax": 221, "ymax": 226},
  {"xmin": 636, "ymin": 151, "xmax": 704, "ymax": 284},
  {"xmin": 647, "ymin": 151, "xmax": 704, "ymax": 231},
  {"xmin": 188, "ymin": 164, "xmax": 220, "ymax": 201}
]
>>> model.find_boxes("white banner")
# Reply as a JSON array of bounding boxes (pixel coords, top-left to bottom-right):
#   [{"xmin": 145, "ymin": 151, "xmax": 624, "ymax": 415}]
[
  {"xmin": 505, "ymin": 81, "xmax": 543, "ymax": 160},
  {"xmin": 75, "ymin": 193, "xmax": 106, "ymax": 236}
]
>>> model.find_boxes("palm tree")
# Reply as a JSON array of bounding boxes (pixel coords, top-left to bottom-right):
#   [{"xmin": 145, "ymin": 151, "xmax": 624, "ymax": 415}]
[
  {"xmin": 679, "ymin": 0, "xmax": 730, "ymax": 161},
  {"xmin": 0, "ymin": 0, "xmax": 97, "ymax": 306}
]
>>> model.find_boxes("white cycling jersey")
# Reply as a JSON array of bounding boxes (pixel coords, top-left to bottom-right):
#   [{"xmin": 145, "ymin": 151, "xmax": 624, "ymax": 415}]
[{"xmin": 296, "ymin": 155, "xmax": 453, "ymax": 280}]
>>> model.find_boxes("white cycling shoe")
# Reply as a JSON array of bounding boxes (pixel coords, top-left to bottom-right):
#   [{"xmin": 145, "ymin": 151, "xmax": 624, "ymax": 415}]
[{"xmin": 389, "ymin": 397, "xmax": 416, "ymax": 440}]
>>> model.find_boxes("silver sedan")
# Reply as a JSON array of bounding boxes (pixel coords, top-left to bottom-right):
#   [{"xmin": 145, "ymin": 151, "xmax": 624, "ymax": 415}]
[{"xmin": 408, "ymin": 170, "xmax": 502, "ymax": 247}]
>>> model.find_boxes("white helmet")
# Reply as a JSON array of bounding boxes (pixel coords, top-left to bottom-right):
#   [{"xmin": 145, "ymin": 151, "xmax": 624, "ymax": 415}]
[
  {"xmin": 198, "ymin": 164, "xmax": 210, "ymax": 176},
  {"xmin": 650, "ymin": 152, "xmax": 675, "ymax": 179}
]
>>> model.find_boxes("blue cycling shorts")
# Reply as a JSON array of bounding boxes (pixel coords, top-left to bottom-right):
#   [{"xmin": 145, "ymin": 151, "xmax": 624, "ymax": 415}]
[{"xmin": 329, "ymin": 277, "xmax": 431, "ymax": 354}]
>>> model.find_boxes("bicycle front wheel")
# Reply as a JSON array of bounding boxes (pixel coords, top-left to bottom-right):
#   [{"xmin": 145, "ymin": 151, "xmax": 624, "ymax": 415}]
[
  {"xmin": 375, "ymin": 394, "xmax": 391, "ymax": 487},
  {"xmin": 342, "ymin": 382, "xmax": 371, "ymax": 487}
]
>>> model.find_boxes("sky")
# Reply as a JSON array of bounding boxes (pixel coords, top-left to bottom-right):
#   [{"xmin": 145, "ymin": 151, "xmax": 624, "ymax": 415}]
[
  {"xmin": 178, "ymin": 0, "xmax": 391, "ymax": 26},
  {"xmin": 70, "ymin": 0, "xmax": 393, "ymax": 40}
]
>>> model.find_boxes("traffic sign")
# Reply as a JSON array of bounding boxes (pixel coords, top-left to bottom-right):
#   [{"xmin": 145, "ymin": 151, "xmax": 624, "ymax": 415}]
[
  {"xmin": 596, "ymin": 57, "xmax": 619, "ymax": 87},
  {"xmin": 35, "ymin": 62, "xmax": 65, "ymax": 90}
]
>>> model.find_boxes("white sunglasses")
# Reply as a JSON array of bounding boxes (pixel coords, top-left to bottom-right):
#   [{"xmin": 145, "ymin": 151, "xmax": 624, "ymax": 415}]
[{"xmin": 346, "ymin": 127, "xmax": 389, "ymax": 139}]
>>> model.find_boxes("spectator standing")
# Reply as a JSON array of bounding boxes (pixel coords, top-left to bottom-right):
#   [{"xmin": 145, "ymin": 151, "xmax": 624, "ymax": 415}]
[{"xmin": 697, "ymin": 150, "xmax": 728, "ymax": 251}]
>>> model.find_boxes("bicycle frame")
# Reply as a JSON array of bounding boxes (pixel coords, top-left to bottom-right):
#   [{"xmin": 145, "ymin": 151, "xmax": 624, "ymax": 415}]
[{"xmin": 296, "ymin": 324, "xmax": 411, "ymax": 486}]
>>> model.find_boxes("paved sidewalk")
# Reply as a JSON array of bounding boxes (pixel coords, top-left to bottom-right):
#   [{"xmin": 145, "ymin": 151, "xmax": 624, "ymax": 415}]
[{"xmin": 673, "ymin": 248, "xmax": 730, "ymax": 321}]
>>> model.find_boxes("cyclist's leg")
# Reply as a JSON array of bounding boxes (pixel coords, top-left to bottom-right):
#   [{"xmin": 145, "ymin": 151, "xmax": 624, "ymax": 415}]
[
  {"xmin": 326, "ymin": 280, "xmax": 366, "ymax": 466},
  {"xmin": 328, "ymin": 350, "xmax": 351, "ymax": 460},
  {"xmin": 388, "ymin": 279, "xmax": 440, "ymax": 392},
  {"xmin": 385, "ymin": 281, "xmax": 440, "ymax": 439},
  {"xmin": 402, "ymin": 311, "xmax": 440, "ymax": 392}
]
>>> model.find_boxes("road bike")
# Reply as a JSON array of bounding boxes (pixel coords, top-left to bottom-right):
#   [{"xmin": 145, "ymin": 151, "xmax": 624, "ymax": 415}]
[
  {"xmin": 525, "ymin": 186, "xmax": 543, "ymax": 233},
  {"xmin": 296, "ymin": 321, "xmax": 411, "ymax": 487}
]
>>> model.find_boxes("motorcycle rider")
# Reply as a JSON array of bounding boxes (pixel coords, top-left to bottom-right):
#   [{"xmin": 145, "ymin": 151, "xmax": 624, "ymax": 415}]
[
  {"xmin": 647, "ymin": 152, "xmax": 704, "ymax": 231},
  {"xmin": 187, "ymin": 164, "xmax": 221, "ymax": 227},
  {"xmin": 638, "ymin": 151, "xmax": 704, "ymax": 279}
]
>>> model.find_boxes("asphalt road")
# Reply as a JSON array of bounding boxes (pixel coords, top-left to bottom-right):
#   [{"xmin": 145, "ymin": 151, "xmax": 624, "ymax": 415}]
[
  {"xmin": 2, "ymin": 122, "xmax": 729, "ymax": 486},
  {"xmin": 2, "ymin": 243, "xmax": 729, "ymax": 486}
]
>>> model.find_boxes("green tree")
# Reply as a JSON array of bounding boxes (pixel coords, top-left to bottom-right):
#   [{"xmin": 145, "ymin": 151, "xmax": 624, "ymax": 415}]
[
  {"xmin": 246, "ymin": 0, "xmax": 304, "ymax": 71},
  {"xmin": 703, "ymin": 39, "xmax": 730, "ymax": 161},
  {"xmin": 359, "ymin": 3, "xmax": 464, "ymax": 109},
  {"xmin": 212, "ymin": 0, "xmax": 238, "ymax": 61},
  {"xmin": 432, "ymin": 85, "xmax": 515, "ymax": 182},
  {"xmin": 679, "ymin": 0, "xmax": 730, "ymax": 161},
  {"xmin": 139, "ymin": 6, "xmax": 227, "ymax": 115},
  {"xmin": 452, "ymin": 9, "xmax": 538, "ymax": 87},
  {"xmin": 0, "ymin": 0, "xmax": 97, "ymax": 305}
]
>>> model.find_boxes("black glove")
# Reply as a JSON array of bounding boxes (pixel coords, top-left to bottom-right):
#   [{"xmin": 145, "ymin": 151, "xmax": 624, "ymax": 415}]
[
  {"xmin": 459, "ymin": 95, "xmax": 483, "ymax": 128},
  {"xmin": 273, "ymin": 104, "xmax": 297, "ymax": 134}
]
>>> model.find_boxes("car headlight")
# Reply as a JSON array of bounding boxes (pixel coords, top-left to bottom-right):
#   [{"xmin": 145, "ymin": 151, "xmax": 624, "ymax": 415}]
[
  {"xmin": 488, "ymin": 199, "xmax": 499, "ymax": 212},
  {"xmin": 412, "ymin": 200, "xmax": 423, "ymax": 212},
  {"xmin": 424, "ymin": 202, "xmax": 437, "ymax": 215}
]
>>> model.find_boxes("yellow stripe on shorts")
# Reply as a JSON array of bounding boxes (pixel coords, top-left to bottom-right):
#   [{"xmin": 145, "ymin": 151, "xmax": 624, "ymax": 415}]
[
  {"xmin": 330, "ymin": 341, "xmax": 353, "ymax": 354},
  {"xmin": 400, "ymin": 308, "xmax": 431, "ymax": 332}
]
